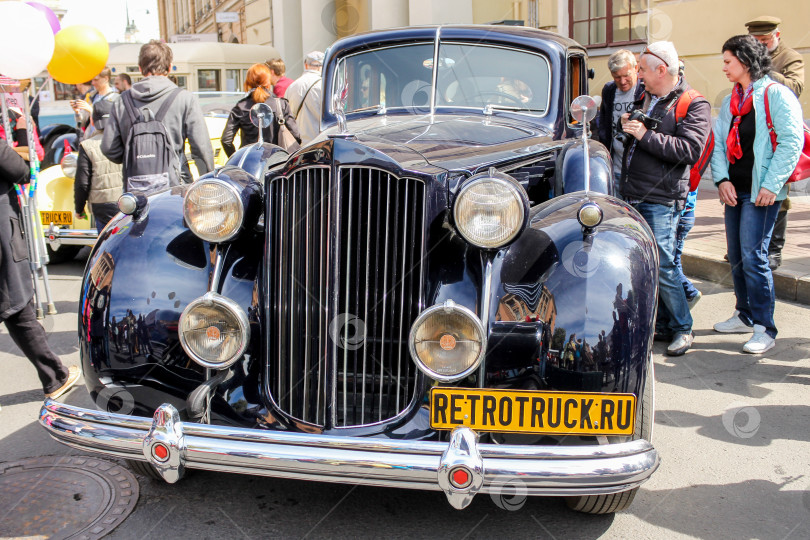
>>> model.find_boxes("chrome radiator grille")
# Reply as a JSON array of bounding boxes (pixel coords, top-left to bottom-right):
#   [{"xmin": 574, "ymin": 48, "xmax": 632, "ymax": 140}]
[{"xmin": 266, "ymin": 166, "xmax": 426, "ymax": 427}]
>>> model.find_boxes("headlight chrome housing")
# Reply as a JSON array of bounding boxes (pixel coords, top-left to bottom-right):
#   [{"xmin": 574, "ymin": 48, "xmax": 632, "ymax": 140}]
[
  {"xmin": 178, "ymin": 292, "xmax": 250, "ymax": 369},
  {"xmin": 453, "ymin": 170, "xmax": 528, "ymax": 248},
  {"xmin": 183, "ymin": 178, "xmax": 245, "ymax": 243},
  {"xmin": 408, "ymin": 300, "xmax": 486, "ymax": 382}
]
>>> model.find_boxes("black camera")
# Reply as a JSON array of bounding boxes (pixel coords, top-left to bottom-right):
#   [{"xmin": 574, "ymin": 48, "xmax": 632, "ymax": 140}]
[{"xmin": 615, "ymin": 109, "xmax": 661, "ymax": 145}]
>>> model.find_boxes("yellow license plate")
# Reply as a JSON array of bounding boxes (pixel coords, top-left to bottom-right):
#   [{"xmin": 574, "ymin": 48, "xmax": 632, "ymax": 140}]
[
  {"xmin": 40, "ymin": 211, "xmax": 72, "ymax": 226},
  {"xmin": 430, "ymin": 388, "xmax": 636, "ymax": 436}
]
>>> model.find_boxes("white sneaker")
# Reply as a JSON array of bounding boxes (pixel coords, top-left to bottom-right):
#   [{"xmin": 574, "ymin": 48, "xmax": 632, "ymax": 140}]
[
  {"xmin": 713, "ymin": 311, "xmax": 753, "ymax": 333},
  {"xmin": 743, "ymin": 325, "xmax": 775, "ymax": 354}
]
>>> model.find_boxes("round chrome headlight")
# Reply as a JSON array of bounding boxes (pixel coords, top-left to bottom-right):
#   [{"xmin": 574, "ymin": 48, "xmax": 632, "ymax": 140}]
[
  {"xmin": 453, "ymin": 171, "xmax": 527, "ymax": 248},
  {"xmin": 183, "ymin": 179, "xmax": 244, "ymax": 242},
  {"xmin": 178, "ymin": 292, "xmax": 250, "ymax": 369},
  {"xmin": 409, "ymin": 300, "xmax": 486, "ymax": 382}
]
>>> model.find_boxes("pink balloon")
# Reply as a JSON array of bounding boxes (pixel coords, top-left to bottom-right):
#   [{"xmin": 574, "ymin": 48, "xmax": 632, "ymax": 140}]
[{"xmin": 26, "ymin": 1, "xmax": 60, "ymax": 34}]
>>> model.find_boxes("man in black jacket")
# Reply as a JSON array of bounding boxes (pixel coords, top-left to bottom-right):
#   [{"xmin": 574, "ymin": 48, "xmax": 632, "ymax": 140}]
[
  {"xmin": 619, "ymin": 41, "xmax": 712, "ymax": 356},
  {"xmin": 596, "ymin": 49, "xmax": 644, "ymax": 195},
  {"xmin": 0, "ymin": 142, "xmax": 81, "ymax": 398}
]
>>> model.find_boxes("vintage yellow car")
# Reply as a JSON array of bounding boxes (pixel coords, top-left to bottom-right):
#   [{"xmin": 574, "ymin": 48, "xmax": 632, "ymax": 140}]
[{"xmin": 39, "ymin": 91, "xmax": 242, "ymax": 262}]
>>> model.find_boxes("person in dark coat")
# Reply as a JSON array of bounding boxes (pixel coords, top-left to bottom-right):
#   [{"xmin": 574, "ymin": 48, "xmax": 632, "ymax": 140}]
[
  {"xmin": 221, "ymin": 62, "xmax": 301, "ymax": 157},
  {"xmin": 0, "ymin": 142, "xmax": 81, "ymax": 398}
]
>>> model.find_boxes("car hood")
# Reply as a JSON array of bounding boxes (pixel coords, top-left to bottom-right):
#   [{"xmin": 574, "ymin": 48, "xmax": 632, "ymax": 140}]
[{"xmin": 326, "ymin": 113, "xmax": 557, "ymax": 173}]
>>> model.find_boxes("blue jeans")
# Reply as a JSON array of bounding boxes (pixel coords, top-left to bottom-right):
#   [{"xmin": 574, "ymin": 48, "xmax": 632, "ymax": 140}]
[
  {"xmin": 632, "ymin": 202, "xmax": 693, "ymax": 335},
  {"xmin": 673, "ymin": 210, "xmax": 699, "ymax": 300},
  {"xmin": 724, "ymin": 194, "xmax": 780, "ymax": 338}
]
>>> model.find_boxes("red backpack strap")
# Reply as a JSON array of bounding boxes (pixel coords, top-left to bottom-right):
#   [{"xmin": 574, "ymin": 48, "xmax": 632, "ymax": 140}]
[
  {"xmin": 763, "ymin": 83, "xmax": 778, "ymax": 152},
  {"xmin": 674, "ymin": 88, "xmax": 700, "ymax": 123}
]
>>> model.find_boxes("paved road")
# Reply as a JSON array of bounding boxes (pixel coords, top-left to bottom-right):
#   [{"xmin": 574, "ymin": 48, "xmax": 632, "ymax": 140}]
[{"xmin": 2, "ymin": 258, "xmax": 810, "ymax": 539}]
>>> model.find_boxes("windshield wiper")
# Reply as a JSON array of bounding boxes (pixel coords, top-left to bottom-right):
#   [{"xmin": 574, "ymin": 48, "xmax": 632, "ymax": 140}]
[
  {"xmin": 483, "ymin": 104, "xmax": 546, "ymax": 115},
  {"xmin": 346, "ymin": 104, "xmax": 389, "ymax": 115}
]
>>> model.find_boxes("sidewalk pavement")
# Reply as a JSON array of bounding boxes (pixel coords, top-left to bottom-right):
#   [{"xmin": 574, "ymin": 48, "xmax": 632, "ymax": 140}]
[{"xmin": 682, "ymin": 178, "xmax": 810, "ymax": 305}]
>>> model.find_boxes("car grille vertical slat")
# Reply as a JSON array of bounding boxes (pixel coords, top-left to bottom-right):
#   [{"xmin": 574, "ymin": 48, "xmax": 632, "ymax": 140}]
[{"xmin": 267, "ymin": 166, "xmax": 424, "ymax": 428}]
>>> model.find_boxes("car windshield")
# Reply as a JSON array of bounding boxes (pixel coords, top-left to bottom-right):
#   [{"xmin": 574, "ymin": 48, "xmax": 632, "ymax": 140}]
[
  {"xmin": 194, "ymin": 91, "xmax": 244, "ymax": 117},
  {"xmin": 336, "ymin": 41, "xmax": 551, "ymax": 115}
]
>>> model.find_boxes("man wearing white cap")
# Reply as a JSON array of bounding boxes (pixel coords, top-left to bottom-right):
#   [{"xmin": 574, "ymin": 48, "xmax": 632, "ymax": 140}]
[{"xmin": 286, "ymin": 51, "xmax": 325, "ymax": 145}]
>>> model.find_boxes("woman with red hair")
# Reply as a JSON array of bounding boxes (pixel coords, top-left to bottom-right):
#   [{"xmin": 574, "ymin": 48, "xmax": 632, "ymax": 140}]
[{"xmin": 221, "ymin": 63, "xmax": 300, "ymax": 156}]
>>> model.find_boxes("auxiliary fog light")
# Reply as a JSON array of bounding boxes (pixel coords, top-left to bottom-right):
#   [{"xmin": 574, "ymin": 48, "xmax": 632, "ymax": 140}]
[
  {"xmin": 178, "ymin": 292, "xmax": 250, "ymax": 369},
  {"xmin": 408, "ymin": 300, "xmax": 486, "ymax": 382}
]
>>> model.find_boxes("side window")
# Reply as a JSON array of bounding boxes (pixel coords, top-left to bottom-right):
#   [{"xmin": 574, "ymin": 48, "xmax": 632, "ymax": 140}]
[
  {"xmin": 197, "ymin": 69, "xmax": 221, "ymax": 91},
  {"xmin": 567, "ymin": 55, "xmax": 587, "ymax": 124}
]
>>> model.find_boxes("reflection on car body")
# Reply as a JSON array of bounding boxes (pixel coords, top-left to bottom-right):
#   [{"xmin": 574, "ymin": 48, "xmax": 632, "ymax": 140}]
[{"xmin": 41, "ymin": 25, "xmax": 660, "ymax": 515}]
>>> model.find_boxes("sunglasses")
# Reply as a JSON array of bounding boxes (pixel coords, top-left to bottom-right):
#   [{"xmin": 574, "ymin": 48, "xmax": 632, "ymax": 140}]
[{"xmin": 643, "ymin": 48, "xmax": 669, "ymax": 68}]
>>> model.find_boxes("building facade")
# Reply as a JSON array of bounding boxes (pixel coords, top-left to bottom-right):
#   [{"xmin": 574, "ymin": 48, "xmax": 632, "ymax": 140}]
[{"xmin": 157, "ymin": 0, "xmax": 808, "ymax": 114}]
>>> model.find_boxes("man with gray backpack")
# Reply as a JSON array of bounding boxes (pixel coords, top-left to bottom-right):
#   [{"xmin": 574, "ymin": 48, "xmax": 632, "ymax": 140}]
[{"xmin": 102, "ymin": 40, "xmax": 213, "ymax": 194}]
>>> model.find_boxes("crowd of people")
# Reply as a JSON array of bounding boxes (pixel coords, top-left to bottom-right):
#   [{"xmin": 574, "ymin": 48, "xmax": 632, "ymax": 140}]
[{"xmin": 598, "ymin": 16, "xmax": 805, "ymax": 357}]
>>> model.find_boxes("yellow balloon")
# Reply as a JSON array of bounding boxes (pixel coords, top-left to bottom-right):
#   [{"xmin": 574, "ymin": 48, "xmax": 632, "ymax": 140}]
[{"xmin": 48, "ymin": 25, "xmax": 109, "ymax": 84}]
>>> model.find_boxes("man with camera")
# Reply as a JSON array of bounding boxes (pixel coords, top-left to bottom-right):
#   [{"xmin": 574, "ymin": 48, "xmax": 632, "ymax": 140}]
[{"xmin": 618, "ymin": 41, "xmax": 712, "ymax": 356}]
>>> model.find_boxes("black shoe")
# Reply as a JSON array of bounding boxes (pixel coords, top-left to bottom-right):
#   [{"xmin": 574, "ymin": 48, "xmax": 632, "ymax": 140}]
[
  {"xmin": 768, "ymin": 254, "xmax": 781, "ymax": 271},
  {"xmin": 654, "ymin": 332, "xmax": 673, "ymax": 342}
]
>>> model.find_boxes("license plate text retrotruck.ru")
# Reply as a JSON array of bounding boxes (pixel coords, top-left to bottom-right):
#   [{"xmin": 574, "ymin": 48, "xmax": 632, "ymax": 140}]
[{"xmin": 430, "ymin": 388, "xmax": 636, "ymax": 436}]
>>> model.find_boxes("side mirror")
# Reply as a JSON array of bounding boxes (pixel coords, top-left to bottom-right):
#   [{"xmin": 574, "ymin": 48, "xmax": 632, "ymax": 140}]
[
  {"xmin": 587, "ymin": 68, "xmax": 595, "ymax": 80},
  {"xmin": 569, "ymin": 95, "xmax": 598, "ymax": 124},
  {"xmin": 249, "ymin": 103, "xmax": 274, "ymax": 145}
]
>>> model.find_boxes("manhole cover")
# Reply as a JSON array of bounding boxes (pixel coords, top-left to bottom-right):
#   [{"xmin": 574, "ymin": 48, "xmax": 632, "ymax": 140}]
[{"xmin": 0, "ymin": 455, "xmax": 139, "ymax": 540}]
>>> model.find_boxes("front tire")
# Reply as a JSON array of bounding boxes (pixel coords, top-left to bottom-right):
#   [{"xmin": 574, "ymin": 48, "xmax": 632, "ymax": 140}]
[
  {"xmin": 565, "ymin": 359, "xmax": 654, "ymax": 514},
  {"xmin": 46, "ymin": 244, "xmax": 81, "ymax": 264},
  {"xmin": 125, "ymin": 459, "xmax": 163, "ymax": 480}
]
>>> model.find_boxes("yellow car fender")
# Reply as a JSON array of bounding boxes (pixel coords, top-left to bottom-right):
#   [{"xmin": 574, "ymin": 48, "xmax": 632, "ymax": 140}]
[{"xmin": 36, "ymin": 163, "xmax": 92, "ymax": 231}]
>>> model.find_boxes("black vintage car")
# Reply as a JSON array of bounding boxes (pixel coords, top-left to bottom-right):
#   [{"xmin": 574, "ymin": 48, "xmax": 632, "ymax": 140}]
[{"xmin": 41, "ymin": 25, "xmax": 659, "ymax": 514}]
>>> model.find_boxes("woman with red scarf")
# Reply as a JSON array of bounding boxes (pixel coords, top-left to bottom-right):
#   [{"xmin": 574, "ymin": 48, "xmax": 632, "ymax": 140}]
[{"xmin": 710, "ymin": 34, "xmax": 804, "ymax": 354}]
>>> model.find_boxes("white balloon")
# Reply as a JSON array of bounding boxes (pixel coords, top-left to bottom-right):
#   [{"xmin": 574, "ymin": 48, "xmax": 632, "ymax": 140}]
[{"xmin": 0, "ymin": 1, "xmax": 55, "ymax": 80}]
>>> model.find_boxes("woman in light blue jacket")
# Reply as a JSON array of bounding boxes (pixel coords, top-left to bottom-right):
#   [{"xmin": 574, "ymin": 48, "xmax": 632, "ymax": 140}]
[{"xmin": 710, "ymin": 35, "xmax": 804, "ymax": 354}]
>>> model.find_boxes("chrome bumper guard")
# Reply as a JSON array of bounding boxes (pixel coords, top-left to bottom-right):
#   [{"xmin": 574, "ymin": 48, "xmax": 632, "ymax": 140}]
[
  {"xmin": 40, "ymin": 399, "xmax": 659, "ymax": 509},
  {"xmin": 45, "ymin": 225, "xmax": 97, "ymax": 248}
]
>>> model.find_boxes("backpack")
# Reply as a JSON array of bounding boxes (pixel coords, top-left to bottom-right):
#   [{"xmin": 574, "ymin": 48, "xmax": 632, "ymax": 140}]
[
  {"xmin": 121, "ymin": 88, "xmax": 182, "ymax": 195},
  {"xmin": 267, "ymin": 97, "xmax": 300, "ymax": 153},
  {"xmin": 673, "ymin": 89, "xmax": 714, "ymax": 192},
  {"xmin": 763, "ymin": 82, "xmax": 810, "ymax": 184}
]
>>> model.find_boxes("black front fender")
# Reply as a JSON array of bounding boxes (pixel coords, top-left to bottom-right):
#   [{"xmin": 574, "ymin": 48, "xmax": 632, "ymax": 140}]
[
  {"xmin": 485, "ymin": 192, "xmax": 658, "ymax": 398},
  {"xmin": 79, "ymin": 186, "xmax": 265, "ymax": 423}
]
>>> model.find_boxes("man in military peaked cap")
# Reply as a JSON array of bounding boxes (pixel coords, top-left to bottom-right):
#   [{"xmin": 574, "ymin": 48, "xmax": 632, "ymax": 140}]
[{"xmin": 746, "ymin": 15, "xmax": 804, "ymax": 97}]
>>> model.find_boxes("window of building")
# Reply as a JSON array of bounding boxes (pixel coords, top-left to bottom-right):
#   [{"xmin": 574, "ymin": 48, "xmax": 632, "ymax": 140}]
[
  {"xmin": 569, "ymin": 0, "xmax": 646, "ymax": 47},
  {"xmin": 54, "ymin": 81, "xmax": 74, "ymax": 101},
  {"xmin": 225, "ymin": 69, "xmax": 241, "ymax": 92},
  {"xmin": 197, "ymin": 69, "xmax": 221, "ymax": 90}
]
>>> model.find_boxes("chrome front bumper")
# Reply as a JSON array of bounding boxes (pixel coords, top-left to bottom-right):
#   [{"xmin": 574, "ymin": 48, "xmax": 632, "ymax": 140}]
[
  {"xmin": 40, "ymin": 399, "xmax": 659, "ymax": 509},
  {"xmin": 45, "ymin": 225, "xmax": 97, "ymax": 248}
]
